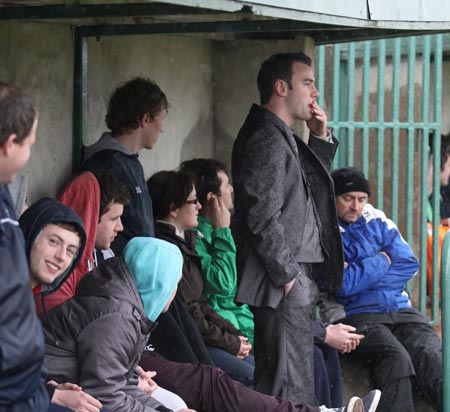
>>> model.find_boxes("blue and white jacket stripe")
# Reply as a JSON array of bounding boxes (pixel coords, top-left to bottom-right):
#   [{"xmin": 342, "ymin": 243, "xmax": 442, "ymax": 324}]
[{"xmin": 335, "ymin": 203, "xmax": 420, "ymax": 316}]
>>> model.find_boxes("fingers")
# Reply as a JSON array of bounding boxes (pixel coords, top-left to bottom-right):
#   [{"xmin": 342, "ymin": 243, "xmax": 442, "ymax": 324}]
[
  {"xmin": 85, "ymin": 392, "xmax": 103, "ymax": 409},
  {"xmin": 306, "ymin": 101, "xmax": 327, "ymax": 137},
  {"xmin": 137, "ymin": 365, "xmax": 157, "ymax": 379}
]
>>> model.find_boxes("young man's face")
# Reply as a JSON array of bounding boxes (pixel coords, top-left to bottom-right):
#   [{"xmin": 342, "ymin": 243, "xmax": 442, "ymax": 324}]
[
  {"xmin": 217, "ymin": 170, "xmax": 234, "ymax": 210},
  {"xmin": 1, "ymin": 116, "xmax": 37, "ymax": 183},
  {"xmin": 285, "ymin": 62, "xmax": 319, "ymax": 123},
  {"xmin": 29, "ymin": 223, "xmax": 80, "ymax": 288},
  {"xmin": 335, "ymin": 191, "xmax": 368, "ymax": 224},
  {"xmin": 142, "ymin": 109, "xmax": 167, "ymax": 150},
  {"xmin": 95, "ymin": 202, "xmax": 124, "ymax": 250}
]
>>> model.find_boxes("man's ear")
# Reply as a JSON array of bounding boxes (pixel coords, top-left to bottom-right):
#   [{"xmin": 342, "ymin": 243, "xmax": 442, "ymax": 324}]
[
  {"xmin": 273, "ymin": 79, "xmax": 288, "ymax": 97},
  {"xmin": 1, "ymin": 134, "xmax": 17, "ymax": 156},
  {"xmin": 206, "ymin": 192, "xmax": 216, "ymax": 201},
  {"xmin": 141, "ymin": 113, "xmax": 153, "ymax": 126}
]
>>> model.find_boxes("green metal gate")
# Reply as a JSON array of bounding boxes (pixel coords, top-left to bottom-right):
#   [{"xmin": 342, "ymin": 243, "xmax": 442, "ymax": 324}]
[
  {"xmin": 316, "ymin": 34, "xmax": 443, "ymax": 321},
  {"xmin": 315, "ymin": 33, "xmax": 450, "ymax": 409}
]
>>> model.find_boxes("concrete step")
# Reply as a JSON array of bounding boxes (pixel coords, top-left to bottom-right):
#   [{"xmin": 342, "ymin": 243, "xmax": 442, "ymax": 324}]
[{"xmin": 340, "ymin": 355, "xmax": 436, "ymax": 412}]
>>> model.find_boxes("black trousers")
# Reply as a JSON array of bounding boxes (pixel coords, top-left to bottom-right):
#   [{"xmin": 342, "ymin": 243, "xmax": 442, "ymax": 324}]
[
  {"xmin": 251, "ymin": 269, "xmax": 319, "ymax": 405},
  {"xmin": 314, "ymin": 344, "xmax": 343, "ymax": 408},
  {"xmin": 341, "ymin": 308, "xmax": 442, "ymax": 412}
]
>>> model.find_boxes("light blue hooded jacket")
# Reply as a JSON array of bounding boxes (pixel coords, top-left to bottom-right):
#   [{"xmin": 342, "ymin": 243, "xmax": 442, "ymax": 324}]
[{"xmin": 124, "ymin": 237, "xmax": 183, "ymax": 321}]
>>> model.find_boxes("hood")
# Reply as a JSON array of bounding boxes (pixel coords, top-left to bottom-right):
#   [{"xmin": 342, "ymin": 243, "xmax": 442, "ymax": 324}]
[
  {"xmin": 19, "ymin": 197, "xmax": 87, "ymax": 295},
  {"xmin": 58, "ymin": 172, "xmax": 100, "ymax": 278},
  {"xmin": 83, "ymin": 132, "xmax": 134, "ymax": 162},
  {"xmin": 7, "ymin": 174, "xmax": 27, "ymax": 218},
  {"xmin": 123, "ymin": 237, "xmax": 182, "ymax": 321}
]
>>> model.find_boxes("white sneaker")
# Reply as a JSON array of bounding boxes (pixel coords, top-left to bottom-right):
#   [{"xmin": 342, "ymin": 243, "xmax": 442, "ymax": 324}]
[
  {"xmin": 320, "ymin": 396, "xmax": 364, "ymax": 412},
  {"xmin": 361, "ymin": 389, "xmax": 381, "ymax": 412}
]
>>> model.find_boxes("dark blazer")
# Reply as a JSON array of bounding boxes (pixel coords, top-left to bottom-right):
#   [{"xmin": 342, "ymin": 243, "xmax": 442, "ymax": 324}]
[{"xmin": 232, "ymin": 104, "xmax": 344, "ymax": 309}]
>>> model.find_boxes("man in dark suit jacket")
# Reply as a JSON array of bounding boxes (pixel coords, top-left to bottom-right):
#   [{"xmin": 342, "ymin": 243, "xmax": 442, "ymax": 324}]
[{"xmin": 232, "ymin": 52, "xmax": 344, "ymax": 405}]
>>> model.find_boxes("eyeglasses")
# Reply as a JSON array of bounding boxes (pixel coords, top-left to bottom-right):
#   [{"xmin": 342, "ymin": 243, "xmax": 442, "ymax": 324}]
[{"xmin": 185, "ymin": 198, "xmax": 199, "ymax": 205}]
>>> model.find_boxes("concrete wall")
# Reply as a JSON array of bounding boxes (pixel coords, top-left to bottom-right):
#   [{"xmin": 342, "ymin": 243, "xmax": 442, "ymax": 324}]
[
  {"xmin": 0, "ymin": 23, "xmax": 216, "ymax": 204},
  {"xmin": 85, "ymin": 34, "xmax": 215, "ymax": 179},
  {"xmin": 0, "ymin": 20, "xmax": 314, "ymax": 204},
  {"xmin": 0, "ymin": 22, "xmax": 73, "ymax": 203}
]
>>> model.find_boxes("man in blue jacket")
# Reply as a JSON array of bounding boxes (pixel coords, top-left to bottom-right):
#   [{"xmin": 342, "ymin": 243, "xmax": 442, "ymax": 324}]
[
  {"xmin": 0, "ymin": 81, "xmax": 50, "ymax": 411},
  {"xmin": 326, "ymin": 167, "xmax": 442, "ymax": 412}
]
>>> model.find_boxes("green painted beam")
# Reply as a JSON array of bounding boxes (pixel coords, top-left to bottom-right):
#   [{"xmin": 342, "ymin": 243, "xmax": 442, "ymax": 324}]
[
  {"xmin": 0, "ymin": 3, "xmax": 218, "ymax": 20},
  {"xmin": 76, "ymin": 19, "xmax": 341, "ymax": 37}
]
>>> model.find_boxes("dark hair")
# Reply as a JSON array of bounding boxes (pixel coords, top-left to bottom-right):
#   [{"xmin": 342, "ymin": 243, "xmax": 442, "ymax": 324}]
[
  {"xmin": 257, "ymin": 52, "xmax": 312, "ymax": 105},
  {"xmin": 429, "ymin": 132, "xmax": 450, "ymax": 171},
  {"xmin": 106, "ymin": 77, "xmax": 168, "ymax": 136},
  {"xmin": 53, "ymin": 221, "xmax": 82, "ymax": 239},
  {"xmin": 147, "ymin": 170, "xmax": 194, "ymax": 220},
  {"xmin": 0, "ymin": 81, "xmax": 36, "ymax": 146},
  {"xmin": 93, "ymin": 171, "xmax": 131, "ymax": 218},
  {"xmin": 179, "ymin": 158, "xmax": 228, "ymax": 206}
]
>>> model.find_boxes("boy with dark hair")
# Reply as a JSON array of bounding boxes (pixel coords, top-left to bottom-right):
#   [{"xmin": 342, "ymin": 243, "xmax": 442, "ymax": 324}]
[
  {"xmin": 84, "ymin": 77, "xmax": 169, "ymax": 253},
  {"xmin": 35, "ymin": 171, "xmax": 130, "ymax": 315},
  {"xmin": 20, "ymin": 197, "xmax": 105, "ymax": 412},
  {"xmin": 0, "ymin": 81, "xmax": 49, "ymax": 411}
]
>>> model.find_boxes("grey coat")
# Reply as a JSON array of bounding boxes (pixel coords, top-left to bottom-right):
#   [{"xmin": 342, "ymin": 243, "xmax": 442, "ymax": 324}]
[
  {"xmin": 232, "ymin": 104, "xmax": 344, "ymax": 309},
  {"xmin": 41, "ymin": 257, "xmax": 170, "ymax": 412}
]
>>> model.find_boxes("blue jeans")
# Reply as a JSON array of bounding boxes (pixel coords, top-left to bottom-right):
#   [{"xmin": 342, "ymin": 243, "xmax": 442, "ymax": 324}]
[{"xmin": 207, "ymin": 346, "xmax": 254, "ymax": 387}]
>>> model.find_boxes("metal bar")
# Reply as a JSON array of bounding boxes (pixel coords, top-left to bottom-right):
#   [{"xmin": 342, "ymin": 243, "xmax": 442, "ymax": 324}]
[
  {"xmin": 431, "ymin": 34, "xmax": 443, "ymax": 324},
  {"xmin": 361, "ymin": 41, "xmax": 371, "ymax": 177},
  {"xmin": 405, "ymin": 37, "xmax": 416, "ymax": 245},
  {"xmin": 332, "ymin": 44, "xmax": 342, "ymax": 168},
  {"xmin": 0, "ymin": 3, "xmax": 220, "ymax": 20},
  {"xmin": 419, "ymin": 35, "xmax": 432, "ymax": 313},
  {"xmin": 346, "ymin": 43, "xmax": 356, "ymax": 166},
  {"xmin": 326, "ymin": 121, "xmax": 440, "ymax": 129},
  {"xmin": 442, "ymin": 231, "xmax": 450, "ymax": 412},
  {"xmin": 391, "ymin": 37, "xmax": 401, "ymax": 223},
  {"xmin": 376, "ymin": 39, "xmax": 386, "ymax": 210},
  {"xmin": 77, "ymin": 19, "xmax": 336, "ymax": 37},
  {"xmin": 72, "ymin": 27, "xmax": 88, "ymax": 174},
  {"xmin": 317, "ymin": 46, "xmax": 326, "ymax": 109}
]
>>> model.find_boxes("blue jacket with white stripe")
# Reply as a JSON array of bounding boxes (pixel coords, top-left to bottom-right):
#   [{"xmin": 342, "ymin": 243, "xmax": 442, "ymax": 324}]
[
  {"xmin": 0, "ymin": 185, "xmax": 48, "ymax": 410},
  {"xmin": 335, "ymin": 203, "xmax": 420, "ymax": 316}
]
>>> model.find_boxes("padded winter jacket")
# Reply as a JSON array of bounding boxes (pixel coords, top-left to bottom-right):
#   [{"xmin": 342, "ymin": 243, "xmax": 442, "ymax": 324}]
[
  {"xmin": 41, "ymin": 256, "xmax": 171, "ymax": 412},
  {"xmin": 0, "ymin": 185, "xmax": 48, "ymax": 410},
  {"xmin": 335, "ymin": 203, "xmax": 420, "ymax": 316}
]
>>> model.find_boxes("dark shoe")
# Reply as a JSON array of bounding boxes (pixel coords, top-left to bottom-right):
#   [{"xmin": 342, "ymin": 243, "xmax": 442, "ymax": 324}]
[{"xmin": 361, "ymin": 389, "xmax": 381, "ymax": 412}]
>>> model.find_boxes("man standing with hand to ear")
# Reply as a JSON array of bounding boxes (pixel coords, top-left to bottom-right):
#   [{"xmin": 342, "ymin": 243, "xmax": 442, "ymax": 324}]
[{"xmin": 232, "ymin": 52, "xmax": 344, "ymax": 405}]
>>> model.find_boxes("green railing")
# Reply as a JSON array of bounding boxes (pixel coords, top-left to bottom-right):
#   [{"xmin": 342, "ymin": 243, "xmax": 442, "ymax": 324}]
[
  {"xmin": 316, "ymin": 32, "xmax": 446, "ymax": 409},
  {"xmin": 316, "ymin": 34, "xmax": 443, "ymax": 322}
]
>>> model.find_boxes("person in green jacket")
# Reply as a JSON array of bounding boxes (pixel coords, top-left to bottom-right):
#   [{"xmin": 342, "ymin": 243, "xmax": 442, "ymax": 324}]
[{"xmin": 180, "ymin": 158, "xmax": 254, "ymax": 344}]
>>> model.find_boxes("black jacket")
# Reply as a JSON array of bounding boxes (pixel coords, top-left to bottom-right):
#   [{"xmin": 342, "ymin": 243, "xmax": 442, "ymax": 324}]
[
  {"xmin": 0, "ymin": 186, "xmax": 48, "ymax": 410},
  {"xmin": 84, "ymin": 133, "xmax": 154, "ymax": 253}
]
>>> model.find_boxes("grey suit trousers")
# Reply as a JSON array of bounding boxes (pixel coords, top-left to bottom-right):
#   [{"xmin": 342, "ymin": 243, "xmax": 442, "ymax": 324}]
[{"xmin": 251, "ymin": 267, "xmax": 319, "ymax": 405}]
